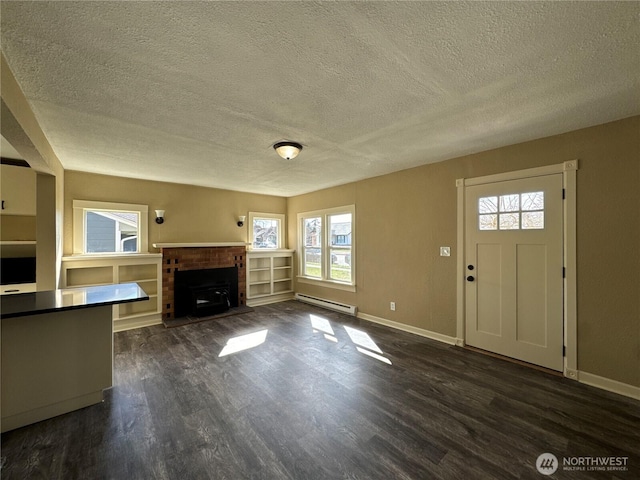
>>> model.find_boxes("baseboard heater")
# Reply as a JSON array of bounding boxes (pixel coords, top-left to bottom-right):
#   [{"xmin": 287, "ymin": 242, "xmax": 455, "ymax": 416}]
[{"xmin": 295, "ymin": 293, "xmax": 357, "ymax": 316}]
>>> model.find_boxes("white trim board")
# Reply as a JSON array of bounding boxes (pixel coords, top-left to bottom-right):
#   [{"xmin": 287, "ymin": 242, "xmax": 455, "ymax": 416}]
[
  {"xmin": 113, "ymin": 314, "xmax": 162, "ymax": 333},
  {"xmin": 357, "ymin": 312, "xmax": 459, "ymax": 346},
  {"xmin": 247, "ymin": 292, "xmax": 295, "ymax": 307},
  {"xmin": 358, "ymin": 310, "xmax": 640, "ymax": 401},
  {"xmin": 578, "ymin": 371, "xmax": 640, "ymax": 401}
]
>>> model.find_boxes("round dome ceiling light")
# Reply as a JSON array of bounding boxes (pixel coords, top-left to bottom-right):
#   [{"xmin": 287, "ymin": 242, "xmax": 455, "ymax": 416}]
[{"xmin": 273, "ymin": 141, "xmax": 303, "ymax": 160}]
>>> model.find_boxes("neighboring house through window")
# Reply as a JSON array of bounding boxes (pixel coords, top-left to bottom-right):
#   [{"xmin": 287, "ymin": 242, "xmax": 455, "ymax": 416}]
[
  {"xmin": 73, "ymin": 200, "xmax": 149, "ymax": 254},
  {"xmin": 249, "ymin": 212, "xmax": 285, "ymax": 249},
  {"xmin": 298, "ymin": 205, "xmax": 355, "ymax": 291},
  {"xmin": 86, "ymin": 211, "xmax": 138, "ymax": 253}
]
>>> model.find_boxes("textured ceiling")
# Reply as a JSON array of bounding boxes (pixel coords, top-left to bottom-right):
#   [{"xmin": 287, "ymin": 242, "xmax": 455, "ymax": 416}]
[
  {"xmin": 1, "ymin": 134, "xmax": 23, "ymax": 160},
  {"xmin": 1, "ymin": 1, "xmax": 638, "ymax": 196}
]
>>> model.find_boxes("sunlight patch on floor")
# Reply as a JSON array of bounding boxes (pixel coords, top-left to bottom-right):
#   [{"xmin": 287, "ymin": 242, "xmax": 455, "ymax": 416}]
[
  {"xmin": 309, "ymin": 314, "xmax": 392, "ymax": 364},
  {"xmin": 344, "ymin": 326, "xmax": 383, "ymax": 354},
  {"xmin": 219, "ymin": 330, "xmax": 268, "ymax": 357},
  {"xmin": 310, "ymin": 314, "xmax": 335, "ymax": 335},
  {"xmin": 356, "ymin": 347, "xmax": 392, "ymax": 365},
  {"xmin": 310, "ymin": 314, "xmax": 339, "ymax": 342}
]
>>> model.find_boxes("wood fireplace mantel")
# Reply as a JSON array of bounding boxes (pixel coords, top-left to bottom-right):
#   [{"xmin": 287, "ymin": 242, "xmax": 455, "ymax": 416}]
[{"xmin": 153, "ymin": 242, "xmax": 248, "ymax": 249}]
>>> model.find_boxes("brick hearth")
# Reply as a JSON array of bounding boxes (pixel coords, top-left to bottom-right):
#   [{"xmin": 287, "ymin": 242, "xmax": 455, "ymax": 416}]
[{"xmin": 160, "ymin": 246, "xmax": 246, "ymax": 320}]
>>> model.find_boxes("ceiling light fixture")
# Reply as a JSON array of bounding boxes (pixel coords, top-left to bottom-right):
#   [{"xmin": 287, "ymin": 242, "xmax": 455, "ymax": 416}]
[{"xmin": 273, "ymin": 141, "xmax": 302, "ymax": 160}]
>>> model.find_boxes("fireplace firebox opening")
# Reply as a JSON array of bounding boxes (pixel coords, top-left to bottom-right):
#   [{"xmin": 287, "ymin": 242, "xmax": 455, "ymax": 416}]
[{"xmin": 174, "ymin": 267, "xmax": 238, "ymax": 318}]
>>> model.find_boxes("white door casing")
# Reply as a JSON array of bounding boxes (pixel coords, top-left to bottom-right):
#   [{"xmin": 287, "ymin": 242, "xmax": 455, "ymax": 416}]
[{"xmin": 456, "ymin": 161, "xmax": 578, "ymax": 378}]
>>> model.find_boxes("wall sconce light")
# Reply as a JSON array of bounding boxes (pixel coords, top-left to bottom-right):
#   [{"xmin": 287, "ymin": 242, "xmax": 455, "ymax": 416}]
[
  {"xmin": 237, "ymin": 215, "xmax": 246, "ymax": 227},
  {"xmin": 273, "ymin": 141, "xmax": 303, "ymax": 160},
  {"xmin": 155, "ymin": 210, "xmax": 165, "ymax": 224}
]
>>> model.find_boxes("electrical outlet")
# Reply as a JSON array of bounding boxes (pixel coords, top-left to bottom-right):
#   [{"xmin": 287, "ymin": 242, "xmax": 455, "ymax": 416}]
[{"xmin": 390, "ymin": 302, "xmax": 396, "ymax": 311}]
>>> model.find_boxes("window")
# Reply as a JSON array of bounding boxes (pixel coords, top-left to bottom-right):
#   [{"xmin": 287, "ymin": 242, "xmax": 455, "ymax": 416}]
[
  {"xmin": 249, "ymin": 212, "xmax": 285, "ymax": 249},
  {"xmin": 478, "ymin": 191, "xmax": 544, "ymax": 231},
  {"xmin": 298, "ymin": 205, "xmax": 355, "ymax": 289},
  {"xmin": 73, "ymin": 200, "xmax": 149, "ymax": 254}
]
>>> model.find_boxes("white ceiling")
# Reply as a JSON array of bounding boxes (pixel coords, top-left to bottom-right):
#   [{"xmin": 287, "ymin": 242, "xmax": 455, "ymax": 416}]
[{"xmin": 1, "ymin": 1, "xmax": 638, "ymax": 196}]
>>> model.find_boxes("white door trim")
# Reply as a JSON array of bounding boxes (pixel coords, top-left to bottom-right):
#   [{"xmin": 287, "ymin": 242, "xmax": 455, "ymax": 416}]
[{"xmin": 456, "ymin": 160, "xmax": 578, "ymax": 379}]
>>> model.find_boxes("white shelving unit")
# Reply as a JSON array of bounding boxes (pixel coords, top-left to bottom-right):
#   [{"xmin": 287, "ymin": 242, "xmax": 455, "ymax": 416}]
[
  {"xmin": 246, "ymin": 249, "xmax": 294, "ymax": 306},
  {"xmin": 61, "ymin": 254, "xmax": 163, "ymax": 331},
  {"xmin": 1, "ymin": 165, "xmax": 37, "ymax": 294}
]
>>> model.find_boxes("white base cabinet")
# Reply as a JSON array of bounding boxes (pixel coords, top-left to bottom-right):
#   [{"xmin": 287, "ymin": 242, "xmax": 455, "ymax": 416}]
[{"xmin": 61, "ymin": 254, "xmax": 162, "ymax": 331}]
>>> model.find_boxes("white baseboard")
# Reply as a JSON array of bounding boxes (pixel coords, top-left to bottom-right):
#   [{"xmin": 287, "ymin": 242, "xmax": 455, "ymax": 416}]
[
  {"xmin": 247, "ymin": 293, "xmax": 295, "ymax": 307},
  {"xmin": 578, "ymin": 371, "xmax": 640, "ymax": 400},
  {"xmin": 114, "ymin": 314, "xmax": 163, "ymax": 332},
  {"xmin": 357, "ymin": 312, "xmax": 460, "ymax": 346}
]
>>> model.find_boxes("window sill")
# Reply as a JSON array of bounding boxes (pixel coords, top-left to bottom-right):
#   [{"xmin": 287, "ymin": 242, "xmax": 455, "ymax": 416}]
[
  {"xmin": 247, "ymin": 249, "xmax": 295, "ymax": 254},
  {"xmin": 296, "ymin": 276, "xmax": 356, "ymax": 292},
  {"xmin": 63, "ymin": 253, "xmax": 162, "ymax": 261}
]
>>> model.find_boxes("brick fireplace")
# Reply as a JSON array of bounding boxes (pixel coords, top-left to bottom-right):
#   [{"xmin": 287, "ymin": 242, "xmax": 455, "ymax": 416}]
[{"xmin": 157, "ymin": 244, "xmax": 246, "ymax": 320}]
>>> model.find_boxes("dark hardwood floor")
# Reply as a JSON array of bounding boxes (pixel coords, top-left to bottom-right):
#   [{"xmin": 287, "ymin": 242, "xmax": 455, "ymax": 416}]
[{"xmin": 2, "ymin": 301, "xmax": 638, "ymax": 479}]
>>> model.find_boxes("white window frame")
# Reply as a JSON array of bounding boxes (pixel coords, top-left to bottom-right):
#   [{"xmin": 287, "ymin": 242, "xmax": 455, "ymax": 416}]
[
  {"xmin": 248, "ymin": 212, "xmax": 285, "ymax": 250},
  {"xmin": 73, "ymin": 200, "xmax": 149, "ymax": 255},
  {"xmin": 297, "ymin": 205, "xmax": 356, "ymax": 292}
]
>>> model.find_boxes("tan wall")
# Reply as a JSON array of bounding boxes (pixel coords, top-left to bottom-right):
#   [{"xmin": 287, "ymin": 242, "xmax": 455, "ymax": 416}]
[
  {"xmin": 63, "ymin": 171, "xmax": 287, "ymax": 255},
  {"xmin": 288, "ymin": 115, "xmax": 640, "ymax": 387},
  {"xmin": 0, "ymin": 215, "xmax": 36, "ymax": 241},
  {"xmin": 0, "ymin": 164, "xmax": 37, "ymax": 216}
]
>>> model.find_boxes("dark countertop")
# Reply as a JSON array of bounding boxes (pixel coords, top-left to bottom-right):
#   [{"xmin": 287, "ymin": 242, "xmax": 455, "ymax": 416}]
[{"xmin": 1, "ymin": 283, "xmax": 149, "ymax": 319}]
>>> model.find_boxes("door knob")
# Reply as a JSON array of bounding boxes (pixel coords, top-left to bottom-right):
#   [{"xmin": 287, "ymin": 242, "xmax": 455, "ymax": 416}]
[
  {"xmin": 467, "ymin": 276, "xmax": 475, "ymax": 282},
  {"xmin": 467, "ymin": 265, "xmax": 474, "ymax": 270}
]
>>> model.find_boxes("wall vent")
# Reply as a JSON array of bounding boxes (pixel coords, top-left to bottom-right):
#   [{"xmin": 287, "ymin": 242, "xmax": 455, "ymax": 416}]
[{"xmin": 295, "ymin": 293, "xmax": 357, "ymax": 316}]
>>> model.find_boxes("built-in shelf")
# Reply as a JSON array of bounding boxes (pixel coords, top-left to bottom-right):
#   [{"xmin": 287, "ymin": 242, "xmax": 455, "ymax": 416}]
[
  {"xmin": 0, "ymin": 240, "xmax": 37, "ymax": 259},
  {"xmin": 246, "ymin": 249, "xmax": 294, "ymax": 306},
  {"xmin": 61, "ymin": 254, "xmax": 162, "ymax": 331}
]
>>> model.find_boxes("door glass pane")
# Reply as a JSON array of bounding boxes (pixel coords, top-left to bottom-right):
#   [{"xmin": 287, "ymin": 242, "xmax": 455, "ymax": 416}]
[
  {"xmin": 304, "ymin": 248, "xmax": 321, "ymax": 277},
  {"xmin": 478, "ymin": 196, "xmax": 498, "ymax": 214},
  {"xmin": 499, "ymin": 194, "xmax": 520, "ymax": 212},
  {"xmin": 479, "ymin": 214, "xmax": 498, "ymax": 230},
  {"xmin": 522, "ymin": 211, "xmax": 544, "ymax": 229},
  {"xmin": 521, "ymin": 191, "xmax": 544, "ymax": 211},
  {"xmin": 499, "ymin": 213, "xmax": 519, "ymax": 230}
]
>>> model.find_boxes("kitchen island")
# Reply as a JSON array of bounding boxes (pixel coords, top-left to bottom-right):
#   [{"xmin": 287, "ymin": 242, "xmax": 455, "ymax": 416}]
[{"xmin": 1, "ymin": 283, "xmax": 148, "ymax": 432}]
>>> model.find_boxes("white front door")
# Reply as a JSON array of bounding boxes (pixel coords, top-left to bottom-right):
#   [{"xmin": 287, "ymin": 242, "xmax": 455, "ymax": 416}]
[{"xmin": 465, "ymin": 174, "xmax": 564, "ymax": 371}]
